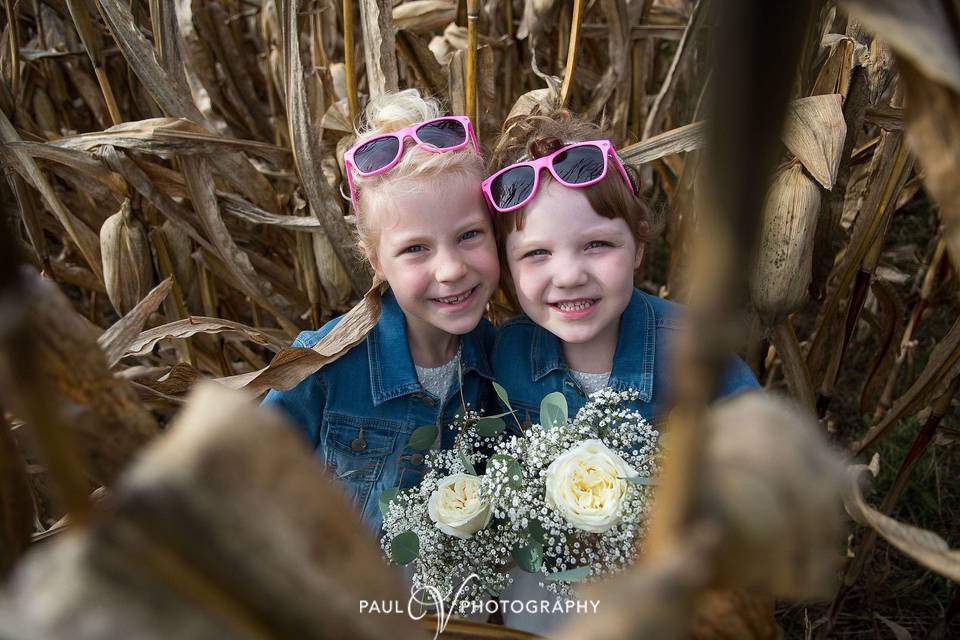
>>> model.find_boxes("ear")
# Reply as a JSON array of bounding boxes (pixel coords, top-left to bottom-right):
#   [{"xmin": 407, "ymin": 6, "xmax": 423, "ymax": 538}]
[
  {"xmin": 634, "ymin": 242, "xmax": 645, "ymax": 269},
  {"xmin": 359, "ymin": 241, "xmax": 386, "ymax": 280}
]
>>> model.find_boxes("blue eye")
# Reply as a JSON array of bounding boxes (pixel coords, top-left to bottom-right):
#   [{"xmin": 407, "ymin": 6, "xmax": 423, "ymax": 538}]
[
  {"xmin": 586, "ymin": 240, "xmax": 613, "ymax": 250},
  {"xmin": 523, "ymin": 249, "xmax": 548, "ymax": 259},
  {"xmin": 402, "ymin": 245, "xmax": 425, "ymax": 254},
  {"xmin": 460, "ymin": 229, "xmax": 480, "ymax": 241}
]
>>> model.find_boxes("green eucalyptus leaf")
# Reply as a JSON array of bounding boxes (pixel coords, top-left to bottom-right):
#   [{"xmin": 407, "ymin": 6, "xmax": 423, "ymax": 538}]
[
  {"xmin": 493, "ymin": 381, "xmax": 512, "ymax": 410},
  {"xmin": 476, "ymin": 416, "xmax": 506, "ymax": 437},
  {"xmin": 390, "ymin": 530, "xmax": 419, "ymax": 565},
  {"xmin": 459, "ymin": 450, "xmax": 476, "ymax": 475},
  {"xmin": 540, "ymin": 392, "xmax": 568, "ymax": 429},
  {"xmin": 544, "ymin": 566, "xmax": 591, "ymax": 582},
  {"xmin": 527, "ymin": 519, "xmax": 547, "ymax": 545},
  {"xmin": 623, "ymin": 475, "xmax": 658, "ymax": 486},
  {"xmin": 407, "ymin": 425, "xmax": 439, "ymax": 450},
  {"xmin": 379, "ymin": 487, "xmax": 400, "ymax": 516},
  {"xmin": 512, "ymin": 542, "xmax": 544, "ymax": 573}
]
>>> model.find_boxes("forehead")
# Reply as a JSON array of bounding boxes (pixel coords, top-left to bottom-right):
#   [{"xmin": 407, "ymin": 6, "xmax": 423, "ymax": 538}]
[
  {"xmin": 373, "ymin": 174, "xmax": 490, "ymax": 236},
  {"xmin": 508, "ymin": 181, "xmax": 627, "ymax": 240}
]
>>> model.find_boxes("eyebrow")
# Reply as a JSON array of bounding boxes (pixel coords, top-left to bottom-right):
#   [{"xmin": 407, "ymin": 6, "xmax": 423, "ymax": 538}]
[{"xmin": 511, "ymin": 221, "xmax": 624, "ymax": 247}]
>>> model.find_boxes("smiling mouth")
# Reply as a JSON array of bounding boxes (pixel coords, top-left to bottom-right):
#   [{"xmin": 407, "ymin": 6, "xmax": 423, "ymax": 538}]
[
  {"xmin": 432, "ymin": 286, "xmax": 477, "ymax": 305},
  {"xmin": 549, "ymin": 299, "xmax": 598, "ymax": 312}
]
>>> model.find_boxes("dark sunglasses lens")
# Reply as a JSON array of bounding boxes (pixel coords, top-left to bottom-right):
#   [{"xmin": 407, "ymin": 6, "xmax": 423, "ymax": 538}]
[
  {"xmin": 491, "ymin": 166, "xmax": 536, "ymax": 210},
  {"xmin": 354, "ymin": 137, "xmax": 400, "ymax": 173},
  {"xmin": 416, "ymin": 119, "xmax": 467, "ymax": 148},
  {"xmin": 552, "ymin": 145, "xmax": 605, "ymax": 184}
]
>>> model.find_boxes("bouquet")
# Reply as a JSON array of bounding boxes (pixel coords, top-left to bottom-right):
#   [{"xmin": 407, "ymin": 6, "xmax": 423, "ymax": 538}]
[
  {"xmin": 482, "ymin": 387, "xmax": 660, "ymax": 596},
  {"xmin": 379, "ymin": 385, "xmax": 660, "ymax": 612}
]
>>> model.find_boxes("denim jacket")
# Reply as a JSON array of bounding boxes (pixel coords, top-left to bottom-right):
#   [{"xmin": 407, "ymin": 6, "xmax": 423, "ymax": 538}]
[
  {"xmin": 262, "ymin": 290, "xmax": 496, "ymax": 535},
  {"xmin": 491, "ymin": 289, "xmax": 759, "ymax": 430}
]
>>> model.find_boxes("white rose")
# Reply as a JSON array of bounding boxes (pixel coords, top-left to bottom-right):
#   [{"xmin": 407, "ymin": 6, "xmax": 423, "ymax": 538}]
[
  {"xmin": 427, "ymin": 473, "xmax": 493, "ymax": 539},
  {"xmin": 545, "ymin": 439, "xmax": 638, "ymax": 533}
]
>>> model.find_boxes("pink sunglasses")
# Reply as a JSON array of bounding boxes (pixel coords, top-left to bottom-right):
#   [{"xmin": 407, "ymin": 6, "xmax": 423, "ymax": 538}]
[
  {"xmin": 343, "ymin": 115, "xmax": 481, "ymax": 211},
  {"xmin": 481, "ymin": 140, "xmax": 635, "ymax": 213}
]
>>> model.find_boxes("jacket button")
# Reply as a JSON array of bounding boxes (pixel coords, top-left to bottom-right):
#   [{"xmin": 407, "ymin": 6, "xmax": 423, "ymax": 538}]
[
  {"xmin": 351, "ymin": 437, "xmax": 366, "ymax": 451},
  {"xmin": 410, "ymin": 453, "xmax": 424, "ymax": 465}
]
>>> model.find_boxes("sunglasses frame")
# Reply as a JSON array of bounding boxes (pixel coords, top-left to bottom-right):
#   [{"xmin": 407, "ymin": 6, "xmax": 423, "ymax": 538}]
[
  {"xmin": 343, "ymin": 115, "xmax": 480, "ymax": 211},
  {"xmin": 481, "ymin": 140, "xmax": 635, "ymax": 214}
]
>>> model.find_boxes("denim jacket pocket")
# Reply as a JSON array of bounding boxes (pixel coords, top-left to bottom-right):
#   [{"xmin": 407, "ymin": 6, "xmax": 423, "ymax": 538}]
[{"xmin": 324, "ymin": 418, "xmax": 399, "ymax": 512}]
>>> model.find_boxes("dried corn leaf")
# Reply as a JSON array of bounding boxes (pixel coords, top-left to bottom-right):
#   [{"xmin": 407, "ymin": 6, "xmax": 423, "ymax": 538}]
[
  {"xmin": 94, "ymin": 0, "xmax": 277, "ymax": 211},
  {"xmin": 0, "ymin": 109, "xmax": 104, "ymax": 283},
  {"xmin": 858, "ymin": 280, "xmax": 906, "ymax": 416},
  {"xmin": 180, "ymin": 155, "xmax": 298, "ymax": 335},
  {"xmin": 781, "ymin": 94, "xmax": 846, "ymax": 189},
  {"xmin": 219, "ymin": 195, "xmax": 327, "ymax": 231},
  {"xmin": 620, "ymin": 121, "xmax": 706, "ymax": 166},
  {"xmin": 217, "ymin": 282, "xmax": 386, "ymax": 397},
  {"xmin": 811, "ymin": 36, "xmax": 856, "ymax": 97},
  {"xmin": 395, "ymin": 30, "xmax": 448, "ymax": 100},
  {"xmin": 841, "ymin": 0, "xmax": 960, "ymax": 93},
  {"xmin": 98, "ymin": 278, "xmax": 174, "ymax": 367},
  {"xmin": 123, "ymin": 316, "xmax": 288, "ymax": 358},
  {"xmin": 157, "ymin": 221, "xmax": 194, "ymax": 295},
  {"xmin": 392, "ymin": 1, "xmax": 456, "ymax": 34},
  {"xmin": 358, "ymin": 0, "xmax": 400, "ymax": 97},
  {"xmin": 50, "ymin": 118, "xmax": 289, "ymax": 162},
  {"xmin": 173, "ymin": 0, "xmax": 232, "ymax": 135},
  {"xmin": 96, "ymin": 146, "xmax": 211, "ymax": 252},
  {"xmin": 853, "ymin": 314, "xmax": 960, "ymax": 454},
  {"xmin": 506, "ymin": 88, "xmax": 559, "ymax": 122},
  {"xmin": 321, "ymin": 98, "xmax": 353, "ymax": 133},
  {"xmin": 281, "ymin": 0, "xmax": 371, "ymax": 296},
  {"xmin": 6, "ymin": 141, "xmax": 127, "ymax": 195},
  {"xmin": 312, "ymin": 230, "xmax": 352, "ymax": 310},
  {"xmin": 845, "ymin": 466, "xmax": 960, "ymax": 582},
  {"xmin": 517, "ymin": 0, "xmax": 561, "ymax": 41}
]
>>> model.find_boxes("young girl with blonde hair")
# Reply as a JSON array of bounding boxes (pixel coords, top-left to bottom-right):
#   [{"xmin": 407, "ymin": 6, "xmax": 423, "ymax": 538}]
[{"xmin": 264, "ymin": 90, "xmax": 500, "ymax": 535}]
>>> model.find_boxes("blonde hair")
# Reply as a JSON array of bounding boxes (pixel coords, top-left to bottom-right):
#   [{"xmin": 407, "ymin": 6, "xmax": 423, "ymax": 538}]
[{"xmin": 350, "ymin": 89, "xmax": 485, "ymax": 255}]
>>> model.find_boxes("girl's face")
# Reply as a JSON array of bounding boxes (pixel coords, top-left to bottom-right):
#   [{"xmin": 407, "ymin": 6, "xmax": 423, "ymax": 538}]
[
  {"xmin": 505, "ymin": 181, "xmax": 641, "ymax": 359},
  {"xmin": 369, "ymin": 175, "xmax": 499, "ymax": 342}
]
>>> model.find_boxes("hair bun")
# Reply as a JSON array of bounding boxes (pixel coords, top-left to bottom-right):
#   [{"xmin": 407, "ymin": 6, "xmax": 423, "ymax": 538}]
[
  {"xmin": 529, "ymin": 137, "xmax": 564, "ymax": 159},
  {"xmin": 359, "ymin": 89, "xmax": 442, "ymax": 137}
]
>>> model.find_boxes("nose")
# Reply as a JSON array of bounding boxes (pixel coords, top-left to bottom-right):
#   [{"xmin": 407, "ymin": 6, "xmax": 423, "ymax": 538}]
[
  {"xmin": 551, "ymin": 254, "xmax": 588, "ymax": 288},
  {"xmin": 435, "ymin": 247, "xmax": 468, "ymax": 284}
]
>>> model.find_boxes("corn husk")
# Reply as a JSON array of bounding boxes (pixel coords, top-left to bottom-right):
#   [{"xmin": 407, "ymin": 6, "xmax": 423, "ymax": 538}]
[
  {"xmin": 780, "ymin": 94, "xmax": 847, "ymax": 189},
  {"xmin": 517, "ymin": 0, "xmax": 561, "ymax": 41},
  {"xmin": 429, "ymin": 34, "xmax": 453, "ymax": 65},
  {"xmin": 100, "ymin": 199, "xmax": 155, "ymax": 315},
  {"xmin": 506, "ymin": 87, "xmax": 559, "ymax": 121},
  {"xmin": 750, "ymin": 163, "xmax": 821, "ymax": 326},
  {"xmin": 392, "ymin": 1, "xmax": 456, "ymax": 34}
]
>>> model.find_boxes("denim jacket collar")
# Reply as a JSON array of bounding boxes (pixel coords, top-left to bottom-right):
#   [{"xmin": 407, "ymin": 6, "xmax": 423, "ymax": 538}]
[
  {"xmin": 367, "ymin": 289, "xmax": 495, "ymax": 406},
  {"xmin": 530, "ymin": 289, "xmax": 655, "ymax": 402}
]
